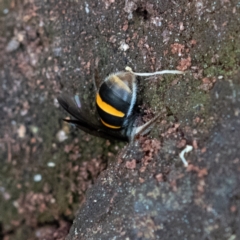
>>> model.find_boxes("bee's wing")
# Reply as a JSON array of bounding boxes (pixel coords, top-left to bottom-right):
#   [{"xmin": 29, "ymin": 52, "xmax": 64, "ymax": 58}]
[
  {"xmin": 57, "ymin": 93, "xmax": 98, "ymax": 125},
  {"xmin": 57, "ymin": 93, "xmax": 128, "ymax": 142}
]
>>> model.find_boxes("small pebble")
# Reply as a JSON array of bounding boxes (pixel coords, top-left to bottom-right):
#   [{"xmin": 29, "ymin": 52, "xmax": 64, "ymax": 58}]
[
  {"xmin": 56, "ymin": 130, "xmax": 68, "ymax": 142},
  {"xmin": 47, "ymin": 162, "xmax": 56, "ymax": 167},
  {"xmin": 6, "ymin": 38, "xmax": 20, "ymax": 52},
  {"xmin": 34, "ymin": 174, "xmax": 42, "ymax": 182}
]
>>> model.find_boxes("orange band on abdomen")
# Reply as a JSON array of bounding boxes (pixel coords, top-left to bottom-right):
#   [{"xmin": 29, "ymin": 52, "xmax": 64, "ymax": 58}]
[
  {"xmin": 96, "ymin": 93, "xmax": 125, "ymax": 117},
  {"xmin": 100, "ymin": 118, "xmax": 121, "ymax": 129}
]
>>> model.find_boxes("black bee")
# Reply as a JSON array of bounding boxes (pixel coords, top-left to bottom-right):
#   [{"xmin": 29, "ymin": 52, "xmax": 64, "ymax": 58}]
[{"xmin": 57, "ymin": 67, "xmax": 183, "ymax": 142}]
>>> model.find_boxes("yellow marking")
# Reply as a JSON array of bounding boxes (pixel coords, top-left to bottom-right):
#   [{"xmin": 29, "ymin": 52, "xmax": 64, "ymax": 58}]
[
  {"xmin": 100, "ymin": 119, "xmax": 121, "ymax": 129},
  {"xmin": 96, "ymin": 93, "xmax": 125, "ymax": 117},
  {"xmin": 111, "ymin": 75, "xmax": 131, "ymax": 92}
]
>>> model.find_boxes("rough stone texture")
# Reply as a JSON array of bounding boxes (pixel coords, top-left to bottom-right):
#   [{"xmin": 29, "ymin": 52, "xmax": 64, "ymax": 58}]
[
  {"xmin": 67, "ymin": 78, "xmax": 240, "ymax": 239},
  {"xmin": 64, "ymin": 0, "xmax": 240, "ymax": 239},
  {"xmin": 0, "ymin": 0, "xmax": 240, "ymax": 239}
]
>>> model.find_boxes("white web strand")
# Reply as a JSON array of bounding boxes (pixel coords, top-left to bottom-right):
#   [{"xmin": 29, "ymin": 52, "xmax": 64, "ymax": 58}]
[{"xmin": 125, "ymin": 66, "xmax": 184, "ymax": 76}]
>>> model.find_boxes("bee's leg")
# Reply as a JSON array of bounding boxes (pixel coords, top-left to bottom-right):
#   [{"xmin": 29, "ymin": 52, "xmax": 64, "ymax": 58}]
[
  {"xmin": 130, "ymin": 113, "xmax": 162, "ymax": 142},
  {"xmin": 93, "ymin": 57, "xmax": 102, "ymax": 91},
  {"xmin": 93, "ymin": 69, "xmax": 102, "ymax": 91}
]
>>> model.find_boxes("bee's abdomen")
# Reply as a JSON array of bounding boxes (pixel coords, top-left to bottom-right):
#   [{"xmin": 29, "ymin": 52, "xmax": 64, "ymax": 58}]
[{"xmin": 96, "ymin": 79, "xmax": 132, "ymax": 129}]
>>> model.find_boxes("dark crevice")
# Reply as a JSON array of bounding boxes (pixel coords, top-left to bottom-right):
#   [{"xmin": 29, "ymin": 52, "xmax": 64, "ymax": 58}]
[{"xmin": 134, "ymin": 7, "xmax": 150, "ymax": 20}]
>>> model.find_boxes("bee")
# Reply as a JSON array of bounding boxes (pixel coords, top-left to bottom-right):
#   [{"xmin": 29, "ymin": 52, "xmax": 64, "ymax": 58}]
[{"xmin": 57, "ymin": 67, "xmax": 183, "ymax": 142}]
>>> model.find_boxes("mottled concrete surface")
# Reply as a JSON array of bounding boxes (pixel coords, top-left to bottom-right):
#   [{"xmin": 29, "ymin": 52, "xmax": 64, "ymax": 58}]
[
  {"xmin": 67, "ymin": 77, "xmax": 240, "ymax": 240},
  {"xmin": 0, "ymin": 0, "xmax": 239, "ymax": 239}
]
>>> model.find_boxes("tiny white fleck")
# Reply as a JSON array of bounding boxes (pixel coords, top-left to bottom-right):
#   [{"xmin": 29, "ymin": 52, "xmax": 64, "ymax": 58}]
[
  {"xmin": 39, "ymin": 21, "xmax": 44, "ymax": 27},
  {"xmin": 85, "ymin": 2, "xmax": 90, "ymax": 14},
  {"xmin": 13, "ymin": 200, "xmax": 19, "ymax": 208},
  {"xmin": 17, "ymin": 124, "xmax": 26, "ymax": 138},
  {"xmin": 54, "ymin": 98, "xmax": 59, "ymax": 107},
  {"xmin": 6, "ymin": 38, "xmax": 20, "ymax": 52},
  {"xmin": 34, "ymin": 174, "xmax": 42, "ymax": 182},
  {"xmin": 3, "ymin": 9, "xmax": 9, "ymax": 14},
  {"xmin": 119, "ymin": 41, "xmax": 129, "ymax": 51},
  {"xmin": 151, "ymin": 17, "xmax": 162, "ymax": 27},
  {"xmin": 179, "ymin": 145, "xmax": 193, "ymax": 167},
  {"xmin": 47, "ymin": 162, "xmax": 56, "ymax": 167},
  {"xmin": 93, "ymin": 199, "xmax": 97, "ymax": 202},
  {"xmin": 56, "ymin": 130, "xmax": 68, "ymax": 142}
]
